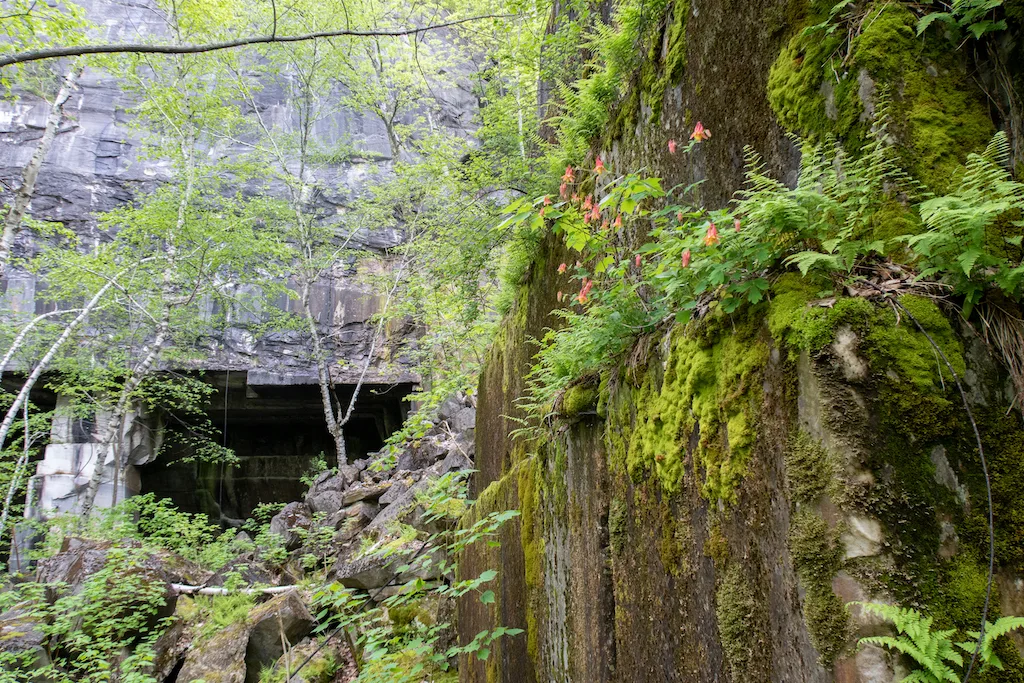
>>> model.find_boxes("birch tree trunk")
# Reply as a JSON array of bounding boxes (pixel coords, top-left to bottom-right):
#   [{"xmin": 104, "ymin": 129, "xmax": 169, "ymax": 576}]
[
  {"xmin": 0, "ymin": 65, "xmax": 82, "ymax": 278},
  {"xmin": 0, "ymin": 275, "xmax": 120, "ymax": 453}
]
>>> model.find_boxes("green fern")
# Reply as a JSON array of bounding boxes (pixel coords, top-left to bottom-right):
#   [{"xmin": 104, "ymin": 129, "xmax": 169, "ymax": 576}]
[
  {"xmin": 956, "ymin": 616, "xmax": 1024, "ymax": 672},
  {"xmin": 908, "ymin": 132, "xmax": 1024, "ymax": 318},
  {"xmin": 856, "ymin": 603, "xmax": 1024, "ymax": 681},
  {"xmin": 855, "ymin": 602, "xmax": 963, "ymax": 683}
]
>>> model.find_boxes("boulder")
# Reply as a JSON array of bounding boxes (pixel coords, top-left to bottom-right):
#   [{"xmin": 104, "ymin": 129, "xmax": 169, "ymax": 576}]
[
  {"xmin": 206, "ymin": 552, "xmax": 275, "ymax": 587},
  {"xmin": 397, "ymin": 435, "xmax": 448, "ymax": 471},
  {"xmin": 176, "ymin": 591, "xmax": 314, "ymax": 683},
  {"xmin": 330, "ymin": 501, "xmax": 380, "ymax": 543},
  {"xmin": 245, "ymin": 592, "xmax": 315, "ymax": 683},
  {"xmin": 333, "ymin": 541, "xmax": 429, "ymax": 591},
  {"xmin": 35, "ymin": 537, "xmax": 111, "ymax": 598},
  {"xmin": 338, "ymin": 464, "xmax": 361, "ymax": 484},
  {"xmin": 449, "ymin": 406, "xmax": 476, "ymax": 433},
  {"xmin": 0, "ymin": 608, "xmax": 50, "ymax": 680},
  {"xmin": 306, "ymin": 490, "xmax": 345, "ymax": 515},
  {"xmin": 34, "ymin": 538, "xmax": 194, "ymax": 622},
  {"xmin": 270, "ymin": 502, "xmax": 313, "ymax": 551},
  {"xmin": 176, "ymin": 619, "xmax": 249, "ymax": 683},
  {"xmin": 341, "ymin": 481, "xmax": 391, "ymax": 506},
  {"xmin": 439, "ymin": 450, "xmax": 473, "ymax": 474},
  {"xmin": 379, "ymin": 478, "xmax": 412, "ymax": 506}
]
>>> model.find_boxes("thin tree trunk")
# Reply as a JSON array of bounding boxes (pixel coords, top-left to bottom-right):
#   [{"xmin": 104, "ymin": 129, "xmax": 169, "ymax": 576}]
[
  {"xmin": 0, "ymin": 402, "xmax": 32, "ymax": 542},
  {"xmin": 0, "ymin": 307, "xmax": 79, "ymax": 378},
  {"xmin": 303, "ymin": 279, "xmax": 346, "ymax": 465},
  {"xmin": 0, "ymin": 66, "xmax": 82, "ymax": 278},
  {"xmin": 0, "ymin": 275, "xmax": 121, "ymax": 453}
]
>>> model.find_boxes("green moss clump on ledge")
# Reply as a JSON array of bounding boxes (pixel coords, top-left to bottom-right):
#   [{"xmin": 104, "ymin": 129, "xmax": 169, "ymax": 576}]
[{"xmin": 561, "ymin": 383, "xmax": 599, "ymax": 417}]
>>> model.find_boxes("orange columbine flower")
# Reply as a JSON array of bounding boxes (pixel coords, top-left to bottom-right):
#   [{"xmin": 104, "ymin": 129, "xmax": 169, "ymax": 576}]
[
  {"xmin": 595, "ymin": 156, "xmax": 605, "ymax": 174},
  {"xmin": 613, "ymin": 214, "xmax": 623, "ymax": 229},
  {"xmin": 557, "ymin": 291, "xmax": 563, "ymax": 302},
  {"xmin": 681, "ymin": 248, "xmax": 692, "ymax": 268},
  {"xmin": 676, "ymin": 210, "xmax": 684, "ymax": 222},
  {"xmin": 559, "ymin": 183, "xmax": 567, "ymax": 199},
  {"xmin": 582, "ymin": 195, "xmax": 593, "ymax": 210},
  {"xmin": 704, "ymin": 222, "xmax": 720, "ymax": 246},
  {"xmin": 734, "ymin": 218, "xmax": 742, "ymax": 231},
  {"xmin": 601, "ymin": 219, "xmax": 610, "ymax": 231},
  {"xmin": 635, "ymin": 254, "xmax": 642, "ymax": 268},
  {"xmin": 590, "ymin": 204, "xmax": 601, "ymax": 223},
  {"xmin": 690, "ymin": 121, "xmax": 711, "ymax": 142},
  {"xmin": 558, "ymin": 262, "xmax": 567, "ymax": 274},
  {"xmin": 668, "ymin": 139, "xmax": 677, "ymax": 154},
  {"xmin": 563, "ymin": 165, "xmax": 575, "ymax": 182},
  {"xmin": 543, "ymin": 195, "xmax": 552, "ymax": 206},
  {"xmin": 539, "ymin": 207, "xmax": 546, "ymax": 218}
]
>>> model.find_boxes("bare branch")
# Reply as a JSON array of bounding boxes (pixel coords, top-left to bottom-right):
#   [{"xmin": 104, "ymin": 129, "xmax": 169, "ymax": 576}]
[{"xmin": 0, "ymin": 14, "xmax": 507, "ymax": 68}]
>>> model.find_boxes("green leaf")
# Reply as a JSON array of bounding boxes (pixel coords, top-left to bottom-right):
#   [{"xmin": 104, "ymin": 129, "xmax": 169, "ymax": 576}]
[
  {"xmin": 478, "ymin": 570, "xmax": 498, "ymax": 582},
  {"xmin": 480, "ymin": 590, "xmax": 495, "ymax": 605},
  {"xmin": 917, "ymin": 12, "xmax": 954, "ymax": 35}
]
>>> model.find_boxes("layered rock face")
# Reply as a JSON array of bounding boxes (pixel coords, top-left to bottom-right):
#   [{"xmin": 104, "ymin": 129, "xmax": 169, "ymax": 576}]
[
  {"xmin": 0, "ymin": 0, "xmax": 474, "ymax": 379},
  {"xmin": 457, "ymin": 1, "xmax": 1024, "ymax": 682}
]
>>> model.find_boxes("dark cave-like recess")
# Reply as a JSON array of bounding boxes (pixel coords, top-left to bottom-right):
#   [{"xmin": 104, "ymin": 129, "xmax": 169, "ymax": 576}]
[{"xmin": 139, "ymin": 371, "xmax": 414, "ymax": 525}]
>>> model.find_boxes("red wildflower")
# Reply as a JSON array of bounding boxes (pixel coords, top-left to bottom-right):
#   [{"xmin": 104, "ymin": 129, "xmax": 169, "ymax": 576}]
[
  {"xmin": 734, "ymin": 218, "xmax": 742, "ymax": 231},
  {"xmin": 704, "ymin": 222, "xmax": 720, "ymax": 246},
  {"xmin": 681, "ymin": 248, "xmax": 691, "ymax": 268},
  {"xmin": 601, "ymin": 219, "xmax": 610, "ymax": 231},
  {"xmin": 543, "ymin": 195, "xmax": 552, "ymax": 206},
  {"xmin": 590, "ymin": 204, "xmax": 601, "ymax": 223},
  {"xmin": 559, "ymin": 183, "xmax": 567, "ymax": 199},
  {"xmin": 677, "ymin": 210, "xmax": 684, "ymax": 222},
  {"xmin": 563, "ymin": 165, "xmax": 575, "ymax": 182},
  {"xmin": 539, "ymin": 207, "xmax": 546, "ymax": 218},
  {"xmin": 558, "ymin": 262, "xmax": 567, "ymax": 274},
  {"xmin": 557, "ymin": 291, "xmax": 563, "ymax": 302},
  {"xmin": 595, "ymin": 156, "xmax": 605, "ymax": 174},
  {"xmin": 583, "ymin": 195, "xmax": 593, "ymax": 211},
  {"xmin": 635, "ymin": 254, "xmax": 642, "ymax": 268},
  {"xmin": 690, "ymin": 121, "xmax": 711, "ymax": 142},
  {"xmin": 668, "ymin": 139, "xmax": 677, "ymax": 154},
  {"xmin": 613, "ymin": 214, "xmax": 623, "ymax": 229}
]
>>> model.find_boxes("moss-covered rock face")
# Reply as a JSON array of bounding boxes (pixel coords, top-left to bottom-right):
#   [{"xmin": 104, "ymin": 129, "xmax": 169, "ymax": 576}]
[
  {"xmin": 767, "ymin": 1, "xmax": 994, "ymax": 192},
  {"xmin": 458, "ymin": 0, "xmax": 1024, "ymax": 681}
]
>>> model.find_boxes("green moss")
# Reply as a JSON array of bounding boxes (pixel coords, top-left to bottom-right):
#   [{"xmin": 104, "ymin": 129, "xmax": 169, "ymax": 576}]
[
  {"xmin": 870, "ymin": 294, "xmax": 965, "ymax": 387},
  {"xmin": 562, "ymin": 383, "xmax": 599, "ymax": 417},
  {"xmin": 767, "ymin": 2, "xmax": 994, "ymax": 192},
  {"xmin": 595, "ymin": 371, "xmax": 611, "ymax": 418},
  {"xmin": 788, "ymin": 509, "xmax": 849, "ymax": 666},
  {"xmin": 657, "ymin": 501, "xmax": 692, "ymax": 577},
  {"xmin": 768, "ymin": 274, "xmax": 876, "ymax": 353},
  {"xmin": 767, "ymin": 29, "xmax": 844, "ymax": 136},
  {"xmin": 703, "ymin": 521, "xmax": 729, "ymax": 567},
  {"xmin": 609, "ymin": 496, "xmax": 627, "ymax": 556},
  {"xmin": 867, "ymin": 199, "xmax": 924, "ymax": 244},
  {"xmin": 642, "ymin": 0, "xmax": 689, "ymax": 126},
  {"xmin": 624, "ymin": 317, "xmax": 767, "ymax": 503},
  {"xmin": 785, "ymin": 430, "xmax": 836, "ymax": 503},
  {"xmin": 517, "ymin": 456, "xmax": 545, "ymax": 667},
  {"xmin": 852, "ymin": 3, "xmax": 993, "ymax": 192},
  {"xmin": 716, "ymin": 564, "xmax": 762, "ymax": 680}
]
